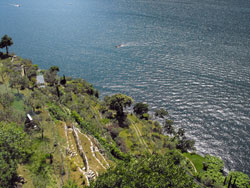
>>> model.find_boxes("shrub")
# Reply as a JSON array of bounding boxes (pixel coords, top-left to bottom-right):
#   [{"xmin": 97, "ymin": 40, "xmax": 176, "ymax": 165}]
[
  {"xmin": 203, "ymin": 155, "xmax": 224, "ymax": 172},
  {"xmin": 47, "ymin": 103, "xmax": 67, "ymax": 121}
]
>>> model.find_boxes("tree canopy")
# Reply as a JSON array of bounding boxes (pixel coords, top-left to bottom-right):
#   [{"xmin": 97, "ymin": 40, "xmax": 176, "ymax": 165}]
[
  {"xmin": 0, "ymin": 122, "xmax": 32, "ymax": 188},
  {"xmin": 105, "ymin": 94, "xmax": 133, "ymax": 116},
  {"xmin": 133, "ymin": 102, "xmax": 149, "ymax": 116},
  {"xmin": 90, "ymin": 153, "xmax": 195, "ymax": 188},
  {"xmin": 0, "ymin": 35, "xmax": 13, "ymax": 55},
  {"xmin": 155, "ymin": 108, "xmax": 168, "ymax": 118},
  {"xmin": 44, "ymin": 65, "xmax": 60, "ymax": 86},
  {"xmin": 227, "ymin": 171, "xmax": 250, "ymax": 188}
]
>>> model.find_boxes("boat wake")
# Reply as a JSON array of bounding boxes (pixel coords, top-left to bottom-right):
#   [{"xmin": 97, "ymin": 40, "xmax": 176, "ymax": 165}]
[
  {"xmin": 120, "ymin": 42, "xmax": 145, "ymax": 47},
  {"xmin": 9, "ymin": 4, "xmax": 21, "ymax": 7},
  {"xmin": 115, "ymin": 41, "xmax": 158, "ymax": 48}
]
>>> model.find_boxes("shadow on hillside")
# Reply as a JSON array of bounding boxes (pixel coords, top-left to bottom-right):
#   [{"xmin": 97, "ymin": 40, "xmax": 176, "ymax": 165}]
[{"xmin": 0, "ymin": 52, "xmax": 11, "ymax": 60}]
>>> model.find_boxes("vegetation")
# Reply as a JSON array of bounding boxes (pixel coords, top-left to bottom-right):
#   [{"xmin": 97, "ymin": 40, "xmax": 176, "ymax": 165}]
[
  {"xmin": 155, "ymin": 108, "xmax": 168, "ymax": 118},
  {"xmin": 133, "ymin": 102, "xmax": 149, "ymax": 119},
  {"xmin": 104, "ymin": 94, "xmax": 133, "ymax": 127},
  {"xmin": 90, "ymin": 153, "xmax": 196, "ymax": 188},
  {"xmin": 0, "ymin": 34, "xmax": 13, "ymax": 55},
  {"xmin": 0, "ymin": 122, "xmax": 31, "ymax": 188},
  {"xmin": 0, "ymin": 37, "xmax": 249, "ymax": 187}
]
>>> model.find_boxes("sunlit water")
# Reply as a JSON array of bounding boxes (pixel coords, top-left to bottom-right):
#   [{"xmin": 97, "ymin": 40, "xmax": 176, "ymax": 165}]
[{"xmin": 0, "ymin": 0, "xmax": 250, "ymax": 175}]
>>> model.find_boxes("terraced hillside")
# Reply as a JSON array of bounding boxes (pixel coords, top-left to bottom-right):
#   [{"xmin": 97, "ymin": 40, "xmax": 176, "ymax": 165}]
[{"xmin": 1, "ymin": 54, "xmax": 249, "ymax": 188}]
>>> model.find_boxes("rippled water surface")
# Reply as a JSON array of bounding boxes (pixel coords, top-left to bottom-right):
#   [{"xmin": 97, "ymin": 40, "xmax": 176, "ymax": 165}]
[{"xmin": 0, "ymin": 0, "xmax": 250, "ymax": 175}]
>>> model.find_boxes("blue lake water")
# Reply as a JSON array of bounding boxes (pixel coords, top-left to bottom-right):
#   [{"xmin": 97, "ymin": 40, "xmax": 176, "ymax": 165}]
[{"xmin": 0, "ymin": 0, "xmax": 250, "ymax": 175}]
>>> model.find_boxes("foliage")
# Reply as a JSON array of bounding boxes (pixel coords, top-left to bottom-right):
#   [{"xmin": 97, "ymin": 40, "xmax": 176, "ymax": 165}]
[
  {"xmin": 62, "ymin": 180, "xmax": 79, "ymax": 188},
  {"xmin": 203, "ymin": 155, "xmax": 224, "ymax": 172},
  {"xmin": 133, "ymin": 102, "xmax": 149, "ymax": 116},
  {"xmin": 90, "ymin": 153, "xmax": 195, "ymax": 188},
  {"xmin": 23, "ymin": 60, "xmax": 38, "ymax": 82},
  {"xmin": 105, "ymin": 94, "xmax": 133, "ymax": 126},
  {"xmin": 71, "ymin": 110, "xmax": 129, "ymax": 161},
  {"xmin": 47, "ymin": 103, "xmax": 67, "ymax": 121},
  {"xmin": 176, "ymin": 136, "xmax": 195, "ymax": 152},
  {"xmin": 0, "ymin": 92, "xmax": 14, "ymax": 109},
  {"xmin": 197, "ymin": 155, "xmax": 225, "ymax": 187},
  {"xmin": 226, "ymin": 171, "xmax": 250, "ymax": 188},
  {"xmin": 49, "ymin": 66, "xmax": 59, "ymax": 72},
  {"xmin": 44, "ymin": 66, "xmax": 60, "ymax": 86},
  {"xmin": 0, "ymin": 34, "xmax": 13, "ymax": 55},
  {"xmin": 9, "ymin": 74, "xmax": 29, "ymax": 93},
  {"xmin": 199, "ymin": 169, "xmax": 224, "ymax": 187},
  {"xmin": 164, "ymin": 119, "xmax": 175, "ymax": 135},
  {"xmin": 105, "ymin": 94, "xmax": 133, "ymax": 116},
  {"xmin": 155, "ymin": 108, "xmax": 168, "ymax": 118},
  {"xmin": 0, "ymin": 122, "xmax": 32, "ymax": 188}
]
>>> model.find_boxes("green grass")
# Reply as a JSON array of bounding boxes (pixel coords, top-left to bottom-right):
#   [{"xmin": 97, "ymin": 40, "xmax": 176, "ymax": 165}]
[
  {"xmin": 119, "ymin": 129, "xmax": 134, "ymax": 150},
  {"xmin": 183, "ymin": 152, "xmax": 205, "ymax": 172}
]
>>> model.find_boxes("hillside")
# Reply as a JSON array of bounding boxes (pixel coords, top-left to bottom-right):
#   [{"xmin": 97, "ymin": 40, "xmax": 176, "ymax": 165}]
[{"xmin": 0, "ymin": 52, "xmax": 249, "ymax": 188}]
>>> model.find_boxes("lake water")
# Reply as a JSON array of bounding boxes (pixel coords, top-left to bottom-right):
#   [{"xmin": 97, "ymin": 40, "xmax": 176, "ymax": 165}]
[{"xmin": 0, "ymin": 0, "xmax": 250, "ymax": 175}]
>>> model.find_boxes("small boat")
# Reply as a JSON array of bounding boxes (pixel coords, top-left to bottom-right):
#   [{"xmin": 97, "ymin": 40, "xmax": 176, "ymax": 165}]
[
  {"xmin": 115, "ymin": 44, "xmax": 124, "ymax": 48},
  {"xmin": 10, "ymin": 4, "xmax": 21, "ymax": 7}
]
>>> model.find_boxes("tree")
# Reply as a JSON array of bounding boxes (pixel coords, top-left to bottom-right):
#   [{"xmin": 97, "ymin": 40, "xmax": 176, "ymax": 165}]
[
  {"xmin": 9, "ymin": 74, "xmax": 25, "ymax": 94},
  {"xmin": 155, "ymin": 108, "xmax": 168, "ymax": 118},
  {"xmin": 0, "ymin": 92, "xmax": 14, "ymax": 109},
  {"xmin": 0, "ymin": 122, "xmax": 31, "ymax": 188},
  {"xmin": 105, "ymin": 94, "xmax": 133, "ymax": 126},
  {"xmin": 133, "ymin": 102, "xmax": 149, "ymax": 116},
  {"xmin": 60, "ymin": 75, "xmax": 67, "ymax": 85},
  {"xmin": 49, "ymin": 66, "xmax": 59, "ymax": 72},
  {"xmin": 176, "ymin": 136, "xmax": 195, "ymax": 152},
  {"xmin": 0, "ymin": 35, "xmax": 13, "ymax": 55},
  {"xmin": 164, "ymin": 119, "xmax": 175, "ymax": 135},
  {"xmin": 203, "ymin": 155, "xmax": 224, "ymax": 172},
  {"xmin": 177, "ymin": 128, "xmax": 185, "ymax": 137},
  {"xmin": 227, "ymin": 171, "xmax": 250, "ymax": 188},
  {"xmin": 106, "ymin": 94, "xmax": 133, "ymax": 117},
  {"xmin": 90, "ymin": 153, "xmax": 195, "ymax": 188},
  {"xmin": 44, "ymin": 65, "xmax": 60, "ymax": 86}
]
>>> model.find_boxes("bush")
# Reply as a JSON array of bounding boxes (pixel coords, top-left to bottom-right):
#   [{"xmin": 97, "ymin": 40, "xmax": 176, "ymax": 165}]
[
  {"xmin": 133, "ymin": 102, "xmax": 149, "ymax": 116},
  {"xmin": 164, "ymin": 141, "xmax": 176, "ymax": 150},
  {"xmin": 227, "ymin": 171, "xmax": 250, "ymax": 188},
  {"xmin": 203, "ymin": 155, "xmax": 224, "ymax": 172},
  {"xmin": 47, "ymin": 103, "xmax": 67, "ymax": 121},
  {"xmin": 142, "ymin": 113, "xmax": 149, "ymax": 120}
]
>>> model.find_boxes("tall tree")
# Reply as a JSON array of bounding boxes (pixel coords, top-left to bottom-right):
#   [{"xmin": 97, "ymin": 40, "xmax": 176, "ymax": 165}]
[
  {"xmin": 105, "ymin": 94, "xmax": 133, "ymax": 127},
  {"xmin": 106, "ymin": 94, "xmax": 133, "ymax": 117},
  {"xmin": 0, "ymin": 35, "xmax": 13, "ymax": 55}
]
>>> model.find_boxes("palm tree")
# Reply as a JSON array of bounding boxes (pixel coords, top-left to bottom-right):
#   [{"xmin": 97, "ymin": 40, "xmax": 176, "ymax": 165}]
[{"xmin": 0, "ymin": 35, "xmax": 13, "ymax": 55}]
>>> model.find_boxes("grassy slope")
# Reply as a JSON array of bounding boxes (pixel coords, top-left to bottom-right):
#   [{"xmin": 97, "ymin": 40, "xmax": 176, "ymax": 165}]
[{"xmin": 184, "ymin": 152, "xmax": 204, "ymax": 173}]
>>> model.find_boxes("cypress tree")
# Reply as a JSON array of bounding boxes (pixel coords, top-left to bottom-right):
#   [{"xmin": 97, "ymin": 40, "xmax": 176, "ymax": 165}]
[
  {"xmin": 232, "ymin": 177, "xmax": 237, "ymax": 188},
  {"xmin": 224, "ymin": 176, "xmax": 227, "ymax": 186},
  {"xmin": 228, "ymin": 176, "xmax": 232, "ymax": 188}
]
